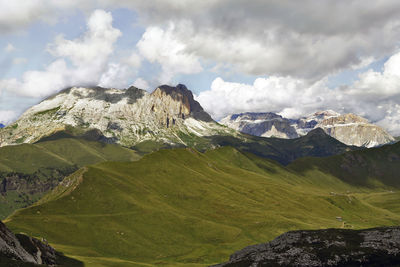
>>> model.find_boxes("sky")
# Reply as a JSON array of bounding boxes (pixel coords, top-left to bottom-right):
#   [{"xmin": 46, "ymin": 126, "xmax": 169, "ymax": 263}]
[{"xmin": 1, "ymin": 1, "xmax": 400, "ymax": 135}]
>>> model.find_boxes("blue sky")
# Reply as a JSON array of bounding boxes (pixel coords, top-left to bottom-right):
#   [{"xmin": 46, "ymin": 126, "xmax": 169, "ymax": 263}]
[{"xmin": 1, "ymin": 1, "xmax": 400, "ymax": 134}]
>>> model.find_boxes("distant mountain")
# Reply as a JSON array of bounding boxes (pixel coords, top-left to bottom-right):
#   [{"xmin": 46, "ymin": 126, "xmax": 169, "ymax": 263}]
[
  {"xmin": 289, "ymin": 139, "xmax": 400, "ymax": 187},
  {"xmin": 0, "ymin": 84, "xmax": 233, "ymax": 148},
  {"xmin": 206, "ymin": 127, "xmax": 354, "ymax": 165},
  {"xmin": 220, "ymin": 112, "xmax": 299, "ymax": 139},
  {"xmin": 305, "ymin": 112, "xmax": 394, "ymax": 147},
  {"xmin": 0, "ymin": 220, "xmax": 82, "ymax": 266},
  {"xmin": 213, "ymin": 227, "xmax": 400, "ymax": 267},
  {"xmin": 221, "ymin": 110, "xmax": 394, "ymax": 147}
]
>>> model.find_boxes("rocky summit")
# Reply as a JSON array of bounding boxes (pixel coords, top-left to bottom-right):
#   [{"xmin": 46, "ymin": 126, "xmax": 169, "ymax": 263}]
[
  {"xmin": 0, "ymin": 84, "xmax": 232, "ymax": 147},
  {"xmin": 221, "ymin": 110, "xmax": 394, "ymax": 147},
  {"xmin": 213, "ymin": 227, "xmax": 400, "ymax": 267},
  {"xmin": 220, "ymin": 112, "xmax": 299, "ymax": 139}
]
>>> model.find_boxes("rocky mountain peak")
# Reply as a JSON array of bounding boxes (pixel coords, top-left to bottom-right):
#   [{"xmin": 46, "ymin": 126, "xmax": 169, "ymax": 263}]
[
  {"xmin": 152, "ymin": 84, "xmax": 213, "ymax": 122},
  {"xmin": 220, "ymin": 112, "xmax": 299, "ymax": 139},
  {"xmin": 222, "ymin": 110, "xmax": 394, "ymax": 147},
  {"xmin": 229, "ymin": 112, "xmax": 283, "ymax": 121},
  {"xmin": 318, "ymin": 113, "xmax": 368, "ymax": 126},
  {"xmin": 0, "ymin": 84, "xmax": 226, "ymax": 147},
  {"xmin": 312, "ymin": 110, "xmax": 340, "ymax": 119}
]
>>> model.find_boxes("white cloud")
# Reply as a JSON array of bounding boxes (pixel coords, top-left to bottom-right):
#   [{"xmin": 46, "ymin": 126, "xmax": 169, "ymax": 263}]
[
  {"xmin": 1, "ymin": 9, "xmax": 123, "ymax": 98},
  {"xmin": 3, "ymin": 1, "xmax": 400, "ymax": 80},
  {"xmin": 137, "ymin": 24, "xmax": 203, "ymax": 84},
  {"xmin": 48, "ymin": 9, "xmax": 121, "ymax": 78},
  {"xmin": 0, "ymin": 110, "xmax": 17, "ymax": 125},
  {"xmin": 123, "ymin": 52, "xmax": 141, "ymax": 68},
  {"xmin": 113, "ymin": 0, "xmax": 400, "ymax": 80},
  {"xmin": 196, "ymin": 76, "xmax": 331, "ymax": 120},
  {"xmin": 0, "ymin": 0, "xmax": 93, "ymax": 33},
  {"xmin": 132, "ymin": 77, "xmax": 149, "ymax": 90},
  {"xmin": 197, "ymin": 50, "xmax": 400, "ymax": 136},
  {"xmin": 4, "ymin": 43, "xmax": 15, "ymax": 52},
  {"xmin": 98, "ymin": 62, "xmax": 131, "ymax": 88},
  {"xmin": 12, "ymin": 57, "xmax": 27, "ymax": 65}
]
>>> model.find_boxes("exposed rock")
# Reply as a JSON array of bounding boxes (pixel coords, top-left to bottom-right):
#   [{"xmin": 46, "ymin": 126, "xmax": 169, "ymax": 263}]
[
  {"xmin": 316, "ymin": 113, "xmax": 394, "ymax": 147},
  {"xmin": 0, "ymin": 220, "xmax": 82, "ymax": 266},
  {"xmin": 221, "ymin": 110, "xmax": 394, "ymax": 147},
  {"xmin": 0, "ymin": 84, "xmax": 232, "ymax": 147},
  {"xmin": 212, "ymin": 227, "xmax": 400, "ymax": 267},
  {"xmin": 220, "ymin": 112, "xmax": 299, "ymax": 139}
]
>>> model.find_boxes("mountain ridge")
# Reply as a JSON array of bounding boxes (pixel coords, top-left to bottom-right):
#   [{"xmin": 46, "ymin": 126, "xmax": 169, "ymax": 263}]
[
  {"xmin": 221, "ymin": 110, "xmax": 394, "ymax": 147},
  {"xmin": 0, "ymin": 84, "xmax": 233, "ymax": 148}
]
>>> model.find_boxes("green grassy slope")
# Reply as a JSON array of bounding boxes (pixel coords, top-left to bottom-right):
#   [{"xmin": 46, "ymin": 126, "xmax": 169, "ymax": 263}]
[
  {"xmin": 0, "ymin": 137, "xmax": 140, "ymax": 218},
  {"xmin": 5, "ymin": 147, "xmax": 400, "ymax": 266},
  {"xmin": 289, "ymin": 141, "xmax": 400, "ymax": 187},
  {"xmin": 205, "ymin": 128, "xmax": 355, "ymax": 165}
]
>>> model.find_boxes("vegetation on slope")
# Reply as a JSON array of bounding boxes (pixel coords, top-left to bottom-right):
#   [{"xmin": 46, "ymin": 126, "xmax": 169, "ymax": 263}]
[
  {"xmin": 0, "ymin": 136, "xmax": 139, "ymax": 219},
  {"xmin": 289, "ymin": 141, "xmax": 400, "ymax": 187},
  {"xmin": 5, "ymin": 147, "xmax": 400, "ymax": 266},
  {"xmin": 205, "ymin": 128, "xmax": 355, "ymax": 165}
]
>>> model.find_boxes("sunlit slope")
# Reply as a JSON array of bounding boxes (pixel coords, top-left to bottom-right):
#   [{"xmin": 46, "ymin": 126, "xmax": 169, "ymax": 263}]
[
  {"xmin": 0, "ymin": 137, "xmax": 140, "ymax": 218},
  {"xmin": 6, "ymin": 147, "xmax": 400, "ymax": 266}
]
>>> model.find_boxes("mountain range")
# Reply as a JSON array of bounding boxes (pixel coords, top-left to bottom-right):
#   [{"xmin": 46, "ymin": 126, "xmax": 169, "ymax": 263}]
[
  {"xmin": 1, "ymin": 84, "xmax": 400, "ymax": 266},
  {"xmin": 221, "ymin": 110, "xmax": 395, "ymax": 147},
  {"xmin": 0, "ymin": 84, "xmax": 232, "ymax": 148}
]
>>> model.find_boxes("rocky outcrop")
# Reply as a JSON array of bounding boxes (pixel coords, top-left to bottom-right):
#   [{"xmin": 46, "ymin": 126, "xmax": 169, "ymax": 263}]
[
  {"xmin": 220, "ymin": 112, "xmax": 299, "ymax": 139},
  {"xmin": 0, "ymin": 84, "xmax": 231, "ymax": 147},
  {"xmin": 152, "ymin": 84, "xmax": 213, "ymax": 122},
  {"xmin": 221, "ymin": 110, "xmax": 394, "ymax": 147},
  {"xmin": 0, "ymin": 220, "xmax": 82, "ymax": 266},
  {"xmin": 212, "ymin": 227, "xmax": 400, "ymax": 267},
  {"xmin": 316, "ymin": 113, "xmax": 394, "ymax": 147}
]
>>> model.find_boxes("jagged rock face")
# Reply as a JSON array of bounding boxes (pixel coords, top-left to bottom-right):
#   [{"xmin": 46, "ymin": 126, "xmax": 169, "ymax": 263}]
[
  {"xmin": 0, "ymin": 220, "xmax": 57, "ymax": 265},
  {"xmin": 213, "ymin": 227, "xmax": 400, "ymax": 267},
  {"xmin": 222, "ymin": 110, "xmax": 394, "ymax": 147},
  {"xmin": 316, "ymin": 113, "xmax": 394, "ymax": 147},
  {"xmin": 220, "ymin": 112, "xmax": 299, "ymax": 139},
  {"xmin": 0, "ymin": 84, "xmax": 230, "ymax": 147}
]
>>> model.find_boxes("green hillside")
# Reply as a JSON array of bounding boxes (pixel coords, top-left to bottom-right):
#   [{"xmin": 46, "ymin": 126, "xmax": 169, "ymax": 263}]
[
  {"xmin": 5, "ymin": 147, "xmax": 400, "ymax": 266},
  {"xmin": 205, "ymin": 128, "xmax": 355, "ymax": 165},
  {"xmin": 289, "ymin": 141, "xmax": 400, "ymax": 187},
  {"xmin": 0, "ymin": 137, "xmax": 140, "ymax": 218}
]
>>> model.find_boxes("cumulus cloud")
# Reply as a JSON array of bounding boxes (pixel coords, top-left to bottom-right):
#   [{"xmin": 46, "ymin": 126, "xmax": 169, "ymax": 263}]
[
  {"xmin": 137, "ymin": 24, "xmax": 203, "ymax": 84},
  {"xmin": 197, "ymin": 50, "xmax": 400, "ymax": 136},
  {"xmin": 3, "ymin": 1, "xmax": 400, "ymax": 80},
  {"xmin": 117, "ymin": 0, "xmax": 400, "ymax": 80},
  {"xmin": 12, "ymin": 57, "xmax": 27, "ymax": 65},
  {"xmin": 4, "ymin": 43, "xmax": 15, "ymax": 52},
  {"xmin": 132, "ymin": 77, "xmax": 150, "ymax": 91},
  {"xmin": 1, "ymin": 9, "xmax": 123, "ymax": 98},
  {"xmin": 0, "ymin": 110, "xmax": 17, "ymax": 125}
]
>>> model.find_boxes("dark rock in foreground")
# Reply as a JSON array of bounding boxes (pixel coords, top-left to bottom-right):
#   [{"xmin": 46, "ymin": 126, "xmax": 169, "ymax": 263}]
[
  {"xmin": 212, "ymin": 227, "xmax": 400, "ymax": 267},
  {"xmin": 0, "ymin": 220, "xmax": 82, "ymax": 266}
]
